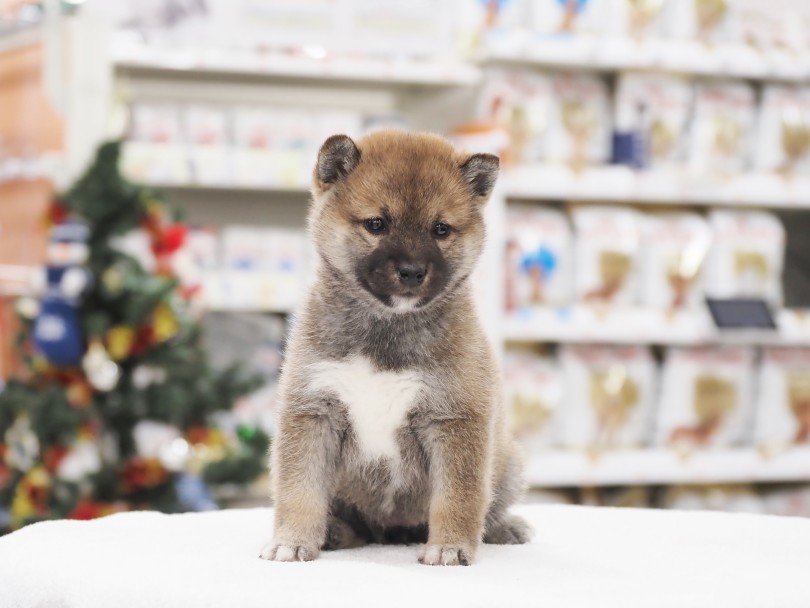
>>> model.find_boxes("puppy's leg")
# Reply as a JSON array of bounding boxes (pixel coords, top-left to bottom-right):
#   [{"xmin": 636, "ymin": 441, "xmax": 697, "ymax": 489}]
[
  {"xmin": 484, "ymin": 443, "xmax": 532, "ymax": 545},
  {"xmin": 260, "ymin": 413, "xmax": 338, "ymax": 562},
  {"xmin": 418, "ymin": 417, "xmax": 491, "ymax": 566}
]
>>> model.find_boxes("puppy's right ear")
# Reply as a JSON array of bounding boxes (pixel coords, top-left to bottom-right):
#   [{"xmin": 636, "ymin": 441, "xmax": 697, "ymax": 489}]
[{"xmin": 316, "ymin": 134, "xmax": 361, "ymax": 186}]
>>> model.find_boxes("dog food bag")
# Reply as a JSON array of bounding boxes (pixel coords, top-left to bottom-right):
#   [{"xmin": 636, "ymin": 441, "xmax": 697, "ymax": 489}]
[
  {"xmin": 613, "ymin": 73, "xmax": 693, "ymax": 170},
  {"xmin": 654, "ymin": 346, "xmax": 756, "ymax": 449},
  {"xmin": 529, "ymin": 0, "xmax": 611, "ymax": 37},
  {"xmin": 639, "ymin": 212, "xmax": 712, "ymax": 311},
  {"xmin": 557, "ymin": 345, "xmax": 657, "ymax": 451},
  {"xmin": 477, "ymin": 69, "xmax": 554, "ymax": 166},
  {"xmin": 754, "ymin": 348, "xmax": 810, "ymax": 449},
  {"xmin": 504, "ymin": 347, "xmax": 563, "ymax": 454},
  {"xmin": 505, "ymin": 205, "xmax": 574, "ymax": 310},
  {"xmin": 572, "ymin": 206, "xmax": 640, "ymax": 306},
  {"xmin": 665, "ymin": 0, "xmax": 734, "ymax": 44},
  {"xmin": 546, "ymin": 74, "xmax": 612, "ymax": 169},
  {"xmin": 704, "ymin": 210, "xmax": 785, "ymax": 305},
  {"xmin": 688, "ymin": 81, "xmax": 756, "ymax": 175},
  {"xmin": 753, "ymin": 85, "xmax": 810, "ymax": 175}
]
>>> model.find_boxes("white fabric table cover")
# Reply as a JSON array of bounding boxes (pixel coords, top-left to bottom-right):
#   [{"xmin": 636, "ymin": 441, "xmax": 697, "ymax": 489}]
[{"xmin": 0, "ymin": 504, "xmax": 808, "ymax": 608}]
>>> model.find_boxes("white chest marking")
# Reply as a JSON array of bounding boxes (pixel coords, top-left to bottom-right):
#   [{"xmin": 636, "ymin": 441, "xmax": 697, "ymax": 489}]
[{"xmin": 309, "ymin": 356, "xmax": 424, "ymax": 461}]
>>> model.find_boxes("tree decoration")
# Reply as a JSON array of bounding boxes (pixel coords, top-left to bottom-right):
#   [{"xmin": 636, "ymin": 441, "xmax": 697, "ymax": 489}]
[{"xmin": 0, "ymin": 141, "xmax": 266, "ymax": 534}]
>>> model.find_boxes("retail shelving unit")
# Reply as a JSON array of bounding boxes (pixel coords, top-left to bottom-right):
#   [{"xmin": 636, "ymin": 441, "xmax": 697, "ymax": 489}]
[{"xmin": 5, "ymin": 8, "xmax": 810, "ymax": 493}]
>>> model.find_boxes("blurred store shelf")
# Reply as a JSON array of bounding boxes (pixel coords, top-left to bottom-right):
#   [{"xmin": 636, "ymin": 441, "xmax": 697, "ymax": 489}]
[
  {"xmin": 504, "ymin": 307, "xmax": 810, "ymax": 346},
  {"xmin": 146, "ymin": 182, "xmax": 310, "ymax": 197},
  {"xmin": 201, "ymin": 270, "xmax": 302, "ymax": 315},
  {"xmin": 0, "ymin": 154, "xmax": 67, "ymax": 185},
  {"xmin": 504, "ymin": 165, "xmax": 810, "ymax": 209},
  {"xmin": 526, "ymin": 447, "xmax": 810, "ymax": 488},
  {"xmin": 0, "ymin": 25, "xmax": 44, "ymax": 54},
  {"xmin": 482, "ymin": 37, "xmax": 808, "ymax": 82},
  {"xmin": 112, "ymin": 42, "xmax": 482, "ymax": 88}
]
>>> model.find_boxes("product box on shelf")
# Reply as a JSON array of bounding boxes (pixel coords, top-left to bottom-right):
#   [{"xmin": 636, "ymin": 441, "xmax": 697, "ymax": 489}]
[
  {"xmin": 529, "ymin": 0, "xmax": 611, "ymax": 38},
  {"xmin": 505, "ymin": 205, "xmax": 575, "ymax": 311},
  {"xmin": 654, "ymin": 346, "xmax": 756, "ymax": 449},
  {"xmin": 123, "ymin": 103, "xmax": 190, "ymax": 184},
  {"xmin": 688, "ymin": 81, "xmax": 756, "ymax": 175},
  {"xmin": 184, "ymin": 105, "xmax": 233, "ymax": 186},
  {"xmin": 547, "ymin": 74, "xmax": 612, "ymax": 169},
  {"xmin": 613, "ymin": 73, "xmax": 693, "ymax": 170},
  {"xmin": 477, "ymin": 69, "xmax": 554, "ymax": 166},
  {"xmin": 638, "ymin": 212, "xmax": 712, "ymax": 311},
  {"xmin": 504, "ymin": 347, "xmax": 563, "ymax": 453},
  {"xmin": 572, "ymin": 206, "xmax": 640, "ymax": 305},
  {"xmin": 754, "ymin": 347, "xmax": 810, "ymax": 449},
  {"xmin": 557, "ymin": 344, "xmax": 658, "ymax": 452},
  {"xmin": 753, "ymin": 85, "xmax": 810, "ymax": 176},
  {"xmin": 704, "ymin": 210, "xmax": 785, "ymax": 306}
]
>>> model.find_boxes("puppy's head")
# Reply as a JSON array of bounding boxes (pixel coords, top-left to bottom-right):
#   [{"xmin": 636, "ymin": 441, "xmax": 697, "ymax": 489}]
[{"xmin": 309, "ymin": 130, "xmax": 498, "ymax": 314}]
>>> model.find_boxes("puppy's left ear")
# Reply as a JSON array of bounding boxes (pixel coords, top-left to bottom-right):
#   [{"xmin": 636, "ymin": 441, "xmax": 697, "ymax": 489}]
[
  {"xmin": 316, "ymin": 134, "xmax": 361, "ymax": 186},
  {"xmin": 460, "ymin": 153, "xmax": 499, "ymax": 201}
]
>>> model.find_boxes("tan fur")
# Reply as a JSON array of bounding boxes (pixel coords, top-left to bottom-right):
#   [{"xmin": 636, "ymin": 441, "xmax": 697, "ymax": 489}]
[{"xmin": 260, "ymin": 130, "xmax": 529, "ymax": 566}]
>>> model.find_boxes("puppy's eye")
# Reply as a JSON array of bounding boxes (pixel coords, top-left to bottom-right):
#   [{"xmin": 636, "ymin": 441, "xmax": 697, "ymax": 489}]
[
  {"xmin": 364, "ymin": 217, "xmax": 387, "ymax": 234},
  {"xmin": 432, "ymin": 222, "xmax": 451, "ymax": 238}
]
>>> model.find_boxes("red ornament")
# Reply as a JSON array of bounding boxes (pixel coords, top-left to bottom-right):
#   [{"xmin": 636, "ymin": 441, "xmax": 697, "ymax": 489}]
[
  {"xmin": 131, "ymin": 325, "xmax": 156, "ymax": 356},
  {"xmin": 68, "ymin": 500, "xmax": 104, "ymax": 521},
  {"xmin": 120, "ymin": 457, "xmax": 170, "ymax": 493},
  {"xmin": 45, "ymin": 201, "xmax": 70, "ymax": 228},
  {"xmin": 161, "ymin": 225, "xmax": 187, "ymax": 254},
  {"xmin": 43, "ymin": 445, "xmax": 69, "ymax": 474}
]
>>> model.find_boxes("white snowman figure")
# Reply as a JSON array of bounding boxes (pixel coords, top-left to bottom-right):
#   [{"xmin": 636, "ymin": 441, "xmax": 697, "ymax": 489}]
[{"xmin": 32, "ymin": 220, "xmax": 93, "ymax": 367}]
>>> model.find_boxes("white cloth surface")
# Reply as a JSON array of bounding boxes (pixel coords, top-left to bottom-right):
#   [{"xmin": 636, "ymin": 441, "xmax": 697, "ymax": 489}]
[{"xmin": 1, "ymin": 504, "xmax": 808, "ymax": 608}]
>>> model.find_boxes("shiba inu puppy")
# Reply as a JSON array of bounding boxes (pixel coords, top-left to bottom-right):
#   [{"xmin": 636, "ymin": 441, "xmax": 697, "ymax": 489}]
[{"xmin": 260, "ymin": 130, "xmax": 530, "ymax": 566}]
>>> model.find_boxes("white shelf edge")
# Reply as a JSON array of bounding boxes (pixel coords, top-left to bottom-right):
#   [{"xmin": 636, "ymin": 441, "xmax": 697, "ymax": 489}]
[
  {"xmin": 0, "ymin": 25, "xmax": 43, "ymax": 54},
  {"xmin": 143, "ymin": 182, "xmax": 310, "ymax": 196},
  {"xmin": 525, "ymin": 447, "xmax": 810, "ymax": 487},
  {"xmin": 503, "ymin": 166, "xmax": 810, "ymax": 210},
  {"xmin": 481, "ymin": 38, "xmax": 809, "ymax": 83},
  {"xmin": 502, "ymin": 307, "xmax": 810, "ymax": 347},
  {"xmin": 112, "ymin": 45, "xmax": 482, "ymax": 87}
]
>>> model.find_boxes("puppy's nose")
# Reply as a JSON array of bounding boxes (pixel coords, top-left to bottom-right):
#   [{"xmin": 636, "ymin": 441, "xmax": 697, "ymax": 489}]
[{"xmin": 397, "ymin": 263, "xmax": 427, "ymax": 287}]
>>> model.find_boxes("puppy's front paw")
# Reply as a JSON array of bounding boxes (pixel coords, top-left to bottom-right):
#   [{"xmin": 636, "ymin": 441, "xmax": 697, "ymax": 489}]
[
  {"xmin": 259, "ymin": 542, "xmax": 319, "ymax": 562},
  {"xmin": 418, "ymin": 543, "xmax": 473, "ymax": 566}
]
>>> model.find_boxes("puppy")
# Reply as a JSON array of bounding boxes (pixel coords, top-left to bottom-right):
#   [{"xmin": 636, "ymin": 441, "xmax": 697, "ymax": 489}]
[{"xmin": 260, "ymin": 130, "xmax": 530, "ymax": 566}]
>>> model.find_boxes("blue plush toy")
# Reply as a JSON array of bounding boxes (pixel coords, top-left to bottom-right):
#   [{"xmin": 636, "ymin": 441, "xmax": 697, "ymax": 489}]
[{"xmin": 33, "ymin": 221, "xmax": 92, "ymax": 367}]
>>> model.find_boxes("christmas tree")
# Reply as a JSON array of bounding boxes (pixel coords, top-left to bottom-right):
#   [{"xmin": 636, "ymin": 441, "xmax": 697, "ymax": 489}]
[{"xmin": 0, "ymin": 142, "xmax": 268, "ymax": 534}]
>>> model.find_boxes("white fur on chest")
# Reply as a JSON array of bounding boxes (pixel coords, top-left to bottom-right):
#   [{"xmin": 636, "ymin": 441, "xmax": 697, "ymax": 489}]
[{"xmin": 308, "ymin": 356, "xmax": 424, "ymax": 461}]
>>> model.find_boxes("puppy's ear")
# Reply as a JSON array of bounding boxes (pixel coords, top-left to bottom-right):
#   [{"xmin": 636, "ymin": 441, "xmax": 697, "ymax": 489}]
[
  {"xmin": 316, "ymin": 134, "xmax": 361, "ymax": 185},
  {"xmin": 460, "ymin": 153, "xmax": 499, "ymax": 201}
]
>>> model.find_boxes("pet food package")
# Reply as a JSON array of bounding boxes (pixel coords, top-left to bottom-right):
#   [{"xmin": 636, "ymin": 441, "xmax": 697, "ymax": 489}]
[
  {"xmin": 688, "ymin": 81, "xmax": 756, "ymax": 175},
  {"xmin": 664, "ymin": 0, "xmax": 733, "ymax": 44},
  {"xmin": 546, "ymin": 74, "xmax": 612, "ymax": 169},
  {"xmin": 613, "ymin": 73, "xmax": 693, "ymax": 169},
  {"xmin": 464, "ymin": 0, "xmax": 531, "ymax": 54},
  {"xmin": 639, "ymin": 212, "xmax": 712, "ymax": 311},
  {"xmin": 753, "ymin": 86, "xmax": 810, "ymax": 175},
  {"xmin": 122, "ymin": 103, "xmax": 189, "ymax": 184},
  {"xmin": 477, "ymin": 69, "xmax": 554, "ymax": 166},
  {"xmin": 654, "ymin": 346, "xmax": 756, "ymax": 449},
  {"xmin": 572, "ymin": 206, "xmax": 640, "ymax": 305},
  {"xmin": 704, "ymin": 211, "xmax": 785, "ymax": 305},
  {"xmin": 184, "ymin": 105, "xmax": 233, "ymax": 185},
  {"xmin": 505, "ymin": 205, "xmax": 574, "ymax": 310},
  {"xmin": 529, "ymin": 0, "xmax": 611, "ymax": 37},
  {"xmin": 557, "ymin": 345, "xmax": 657, "ymax": 451},
  {"xmin": 504, "ymin": 348, "xmax": 563, "ymax": 453},
  {"xmin": 610, "ymin": 0, "xmax": 674, "ymax": 40},
  {"xmin": 754, "ymin": 348, "xmax": 810, "ymax": 449}
]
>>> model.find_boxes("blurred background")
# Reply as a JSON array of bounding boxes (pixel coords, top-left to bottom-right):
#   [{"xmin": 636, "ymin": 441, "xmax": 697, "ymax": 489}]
[{"xmin": 2, "ymin": 0, "xmax": 810, "ymax": 533}]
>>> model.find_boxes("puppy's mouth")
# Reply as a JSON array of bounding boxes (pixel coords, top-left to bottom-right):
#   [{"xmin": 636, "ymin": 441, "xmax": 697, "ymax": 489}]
[{"xmin": 389, "ymin": 294, "xmax": 426, "ymax": 312}]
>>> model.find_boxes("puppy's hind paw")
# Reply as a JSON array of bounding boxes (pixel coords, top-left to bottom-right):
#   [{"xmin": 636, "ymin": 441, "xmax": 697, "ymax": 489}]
[
  {"xmin": 483, "ymin": 513, "xmax": 532, "ymax": 545},
  {"xmin": 259, "ymin": 542, "xmax": 319, "ymax": 562},
  {"xmin": 418, "ymin": 544, "xmax": 473, "ymax": 566}
]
